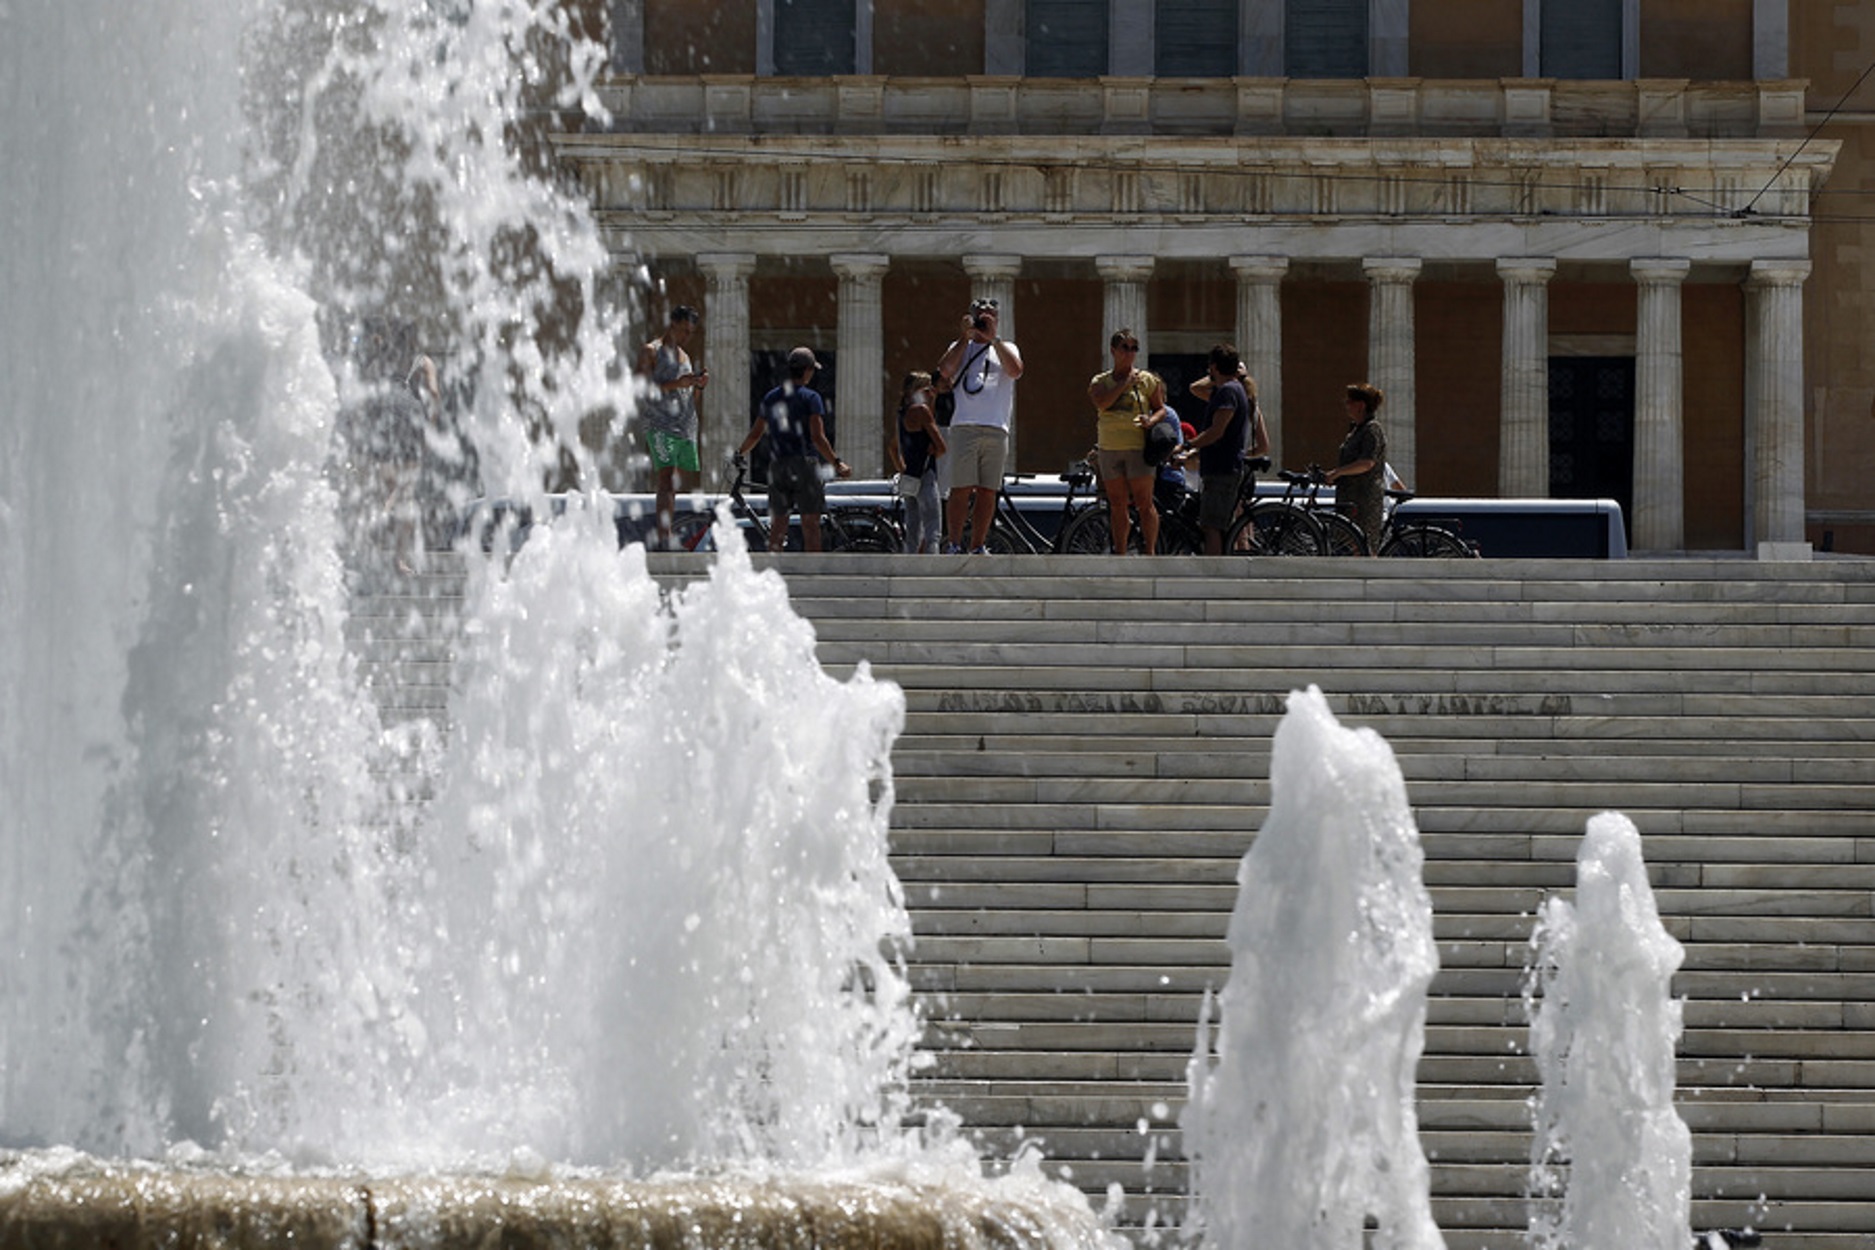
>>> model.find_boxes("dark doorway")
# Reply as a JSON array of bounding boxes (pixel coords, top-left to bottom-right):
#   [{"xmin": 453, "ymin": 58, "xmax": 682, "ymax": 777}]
[
  {"xmin": 1148, "ymin": 352, "xmax": 1209, "ymax": 433},
  {"xmin": 1548, "ymin": 356, "xmax": 1633, "ymax": 540}
]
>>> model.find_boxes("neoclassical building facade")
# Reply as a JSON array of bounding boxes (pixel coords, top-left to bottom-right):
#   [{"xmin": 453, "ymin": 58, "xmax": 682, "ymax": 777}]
[{"xmin": 554, "ymin": 0, "xmax": 1868, "ymax": 556}]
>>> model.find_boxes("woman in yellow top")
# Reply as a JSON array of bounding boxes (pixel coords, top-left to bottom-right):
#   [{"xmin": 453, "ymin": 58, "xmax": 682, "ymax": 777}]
[{"xmin": 1087, "ymin": 328, "xmax": 1172, "ymax": 554}]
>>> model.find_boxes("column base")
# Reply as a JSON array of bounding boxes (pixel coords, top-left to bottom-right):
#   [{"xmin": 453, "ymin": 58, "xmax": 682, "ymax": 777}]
[{"xmin": 1756, "ymin": 540, "xmax": 1813, "ymax": 562}]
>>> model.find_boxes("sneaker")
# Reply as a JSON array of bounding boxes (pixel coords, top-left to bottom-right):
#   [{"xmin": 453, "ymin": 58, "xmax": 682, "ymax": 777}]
[
  {"xmin": 941, "ymin": 542, "xmax": 963, "ymax": 555},
  {"xmin": 969, "ymin": 545, "xmax": 991, "ymax": 555}
]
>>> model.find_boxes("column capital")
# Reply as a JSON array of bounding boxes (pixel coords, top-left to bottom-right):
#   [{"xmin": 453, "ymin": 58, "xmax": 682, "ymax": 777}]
[
  {"xmin": 962, "ymin": 254, "xmax": 1023, "ymax": 281},
  {"xmin": 1363, "ymin": 257, "xmax": 1423, "ymax": 283},
  {"xmin": 1496, "ymin": 257, "xmax": 1558, "ymax": 284},
  {"xmin": 829, "ymin": 253, "xmax": 891, "ymax": 280},
  {"xmin": 1230, "ymin": 255, "xmax": 1290, "ymax": 282},
  {"xmin": 696, "ymin": 252, "xmax": 758, "ymax": 280},
  {"xmin": 1630, "ymin": 257, "xmax": 1692, "ymax": 285},
  {"xmin": 1745, "ymin": 258, "xmax": 1813, "ymax": 288},
  {"xmin": 1095, "ymin": 254, "xmax": 1156, "ymax": 281}
]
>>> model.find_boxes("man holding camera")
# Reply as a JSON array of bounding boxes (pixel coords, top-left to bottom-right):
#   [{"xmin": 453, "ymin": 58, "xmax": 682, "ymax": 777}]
[{"xmin": 935, "ymin": 297, "xmax": 1024, "ymax": 553}]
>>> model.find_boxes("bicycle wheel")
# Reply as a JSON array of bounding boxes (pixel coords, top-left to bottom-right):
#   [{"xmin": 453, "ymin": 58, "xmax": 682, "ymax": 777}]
[
  {"xmin": 1313, "ymin": 510, "xmax": 1369, "ymax": 557},
  {"xmin": 666, "ymin": 510, "xmax": 716, "ymax": 552},
  {"xmin": 1380, "ymin": 524, "xmax": 1475, "ymax": 558},
  {"xmin": 826, "ymin": 507, "xmax": 902, "ymax": 553},
  {"xmin": 1156, "ymin": 513, "xmax": 1203, "ymax": 555},
  {"xmin": 1228, "ymin": 503, "xmax": 1326, "ymax": 556},
  {"xmin": 1058, "ymin": 505, "xmax": 1117, "ymax": 554}
]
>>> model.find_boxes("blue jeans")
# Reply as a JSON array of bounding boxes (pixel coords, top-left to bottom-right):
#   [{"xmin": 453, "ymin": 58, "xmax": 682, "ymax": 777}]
[{"xmin": 903, "ymin": 468, "xmax": 942, "ymax": 553}]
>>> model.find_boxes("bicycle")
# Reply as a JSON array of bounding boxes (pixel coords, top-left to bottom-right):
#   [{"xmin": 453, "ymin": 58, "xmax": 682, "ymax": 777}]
[
  {"xmin": 970, "ymin": 460, "xmax": 1105, "ymax": 554},
  {"xmin": 1056, "ymin": 471, "xmax": 1206, "ymax": 555},
  {"xmin": 1285, "ymin": 466, "xmax": 1369, "ymax": 557},
  {"xmin": 1376, "ymin": 488, "xmax": 1478, "ymax": 558},
  {"xmin": 1273, "ymin": 470, "xmax": 1476, "ymax": 558},
  {"xmin": 1221, "ymin": 462, "xmax": 1330, "ymax": 556},
  {"xmin": 664, "ymin": 462, "xmax": 902, "ymax": 553}
]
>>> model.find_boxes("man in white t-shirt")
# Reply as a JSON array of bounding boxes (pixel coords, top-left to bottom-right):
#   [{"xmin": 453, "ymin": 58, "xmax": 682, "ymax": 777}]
[{"xmin": 935, "ymin": 297, "xmax": 1024, "ymax": 553}]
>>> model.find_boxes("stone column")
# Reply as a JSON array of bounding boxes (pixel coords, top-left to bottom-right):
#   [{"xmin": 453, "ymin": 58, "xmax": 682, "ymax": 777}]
[
  {"xmin": 1364, "ymin": 257, "xmax": 1422, "ymax": 487},
  {"xmin": 1497, "ymin": 258, "xmax": 1557, "ymax": 499},
  {"xmin": 610, "ymin": 0, "xmax": 644, "ymax": 73},
  {"xmin": 1111, "ymin": 0, "xmax": 1153, "ymax": 75},
  {"xmin": 963, "ymin": 254, "xmax": 1023, "ymax": 461},
  {"xmin": 1097, "ymin": 255, "xmax": 1155, "ymax": 356},
  {"xmin": 1754, "ymin": 0, "xmax": 1789, "ymax": 79},
  {"xmin": 830, "ymin": 253, "xmax": 891, "ymax": 477},
  {"xmin": 1231, "ymin": 256, "xmax": 1287, "ymax": 464},
  {"xmin": 697, "ymin": 252, "xmax": 757, "ymax": 489},
  {"xmin": 1371, "ymin": 0, "xmax": 1410, "ymax": 77},
  {"xmin": 1630, "ymin": 258, "xmax": 1690, "ymax": 552},
  {"xmin": 984, "ymin": 0, "xmax": 1023, "ymax": 74},
  {"xmin": 1746, "ymin": 259, "xmax": 1812, "ymax": 557}
]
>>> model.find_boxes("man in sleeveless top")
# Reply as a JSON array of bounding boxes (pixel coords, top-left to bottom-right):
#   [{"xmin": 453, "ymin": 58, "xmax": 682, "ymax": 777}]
[
  {"xmin": 935, "ymin": 297, "xmax": 1024, "ymax": 553},
  {"xmin": 637, "ymin": 305, "xmax": 709, "ymax": 547}
]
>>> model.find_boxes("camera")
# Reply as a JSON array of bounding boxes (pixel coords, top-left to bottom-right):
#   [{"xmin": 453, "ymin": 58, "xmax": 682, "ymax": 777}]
[
  {"xmin": 972, "ymin": 316, "xmax": 991, "ymax": 332},
  {"xmin": 970, "ymin": 298, "xmax": 996, "ymax": 333}
]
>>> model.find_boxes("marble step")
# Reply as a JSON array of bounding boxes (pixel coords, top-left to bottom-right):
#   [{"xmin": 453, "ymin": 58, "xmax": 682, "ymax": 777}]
[
  {"xmin": 889, "ymin": 801, "xmax": 1875, "ymax": 835},
  {"xmin": 890, "ymin": 748, "xmax": 1874, "ymax": 785},
  {"xmin": 893, "ymin": 827, "xmax": 1875, "ymax": 864},
  {"xmin": 795, "ymin": 593, "xmax": 1875, "ymax": 626},
  {"xmin": 810, "ymin": 615, "xmax": 1875, "ymax": 649},
  {"xmin": 918, "ymin": 990, "xmax": 1860, "ymax": 1032}
]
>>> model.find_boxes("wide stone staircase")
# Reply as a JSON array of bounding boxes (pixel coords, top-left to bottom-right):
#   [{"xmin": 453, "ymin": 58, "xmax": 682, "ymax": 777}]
[{"xmin": 356, "ymin": 550, "xmax": 1875, "ymax": 1249}]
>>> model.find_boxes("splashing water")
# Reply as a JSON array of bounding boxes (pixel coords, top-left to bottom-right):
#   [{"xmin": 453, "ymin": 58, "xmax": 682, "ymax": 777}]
[
  {"xmin": 0, "ymin": 0, "xmax": 942, "ymax": 1185},
  {"xmin": 1526, "ymin": 812, "xmax": 1693, "ymax": 1250},
  {"xmin": 395, "ymin": 511, "xmax": 923, "ymax": 1170},
  {"xmin": 1183, "ymin": 686, "xmax": 1445, "ymax": 1250}
]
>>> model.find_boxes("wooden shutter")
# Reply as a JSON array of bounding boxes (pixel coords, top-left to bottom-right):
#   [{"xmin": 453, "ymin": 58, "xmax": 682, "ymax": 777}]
[
  {"xmin": 774, "ymin": 0, "xmax": 855, "ymax": 76},
  {"xmin": 1540, "ymin": 0, "xmax": 1622, "ymax": 79},
  {"xmin": 1026, "ymin": 0, "xmax": 1109, "ymax": 77},
  {"xmin": 1156, "ymin": 0, "xmax": 1237, "ymax": 77},
  {"xmin": 1284, "ymin": 0, "xmax": 1368, "ymax": 78}
]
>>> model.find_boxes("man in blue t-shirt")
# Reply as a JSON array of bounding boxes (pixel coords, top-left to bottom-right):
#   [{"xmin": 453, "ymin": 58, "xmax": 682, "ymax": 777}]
[
  {"xmin": 1178, "ymin": 343, "xmax": 1269, "ymax": 555},
  {"xmin": 734, "ymin": 346, "xmax": 850, "ymax": 551}
]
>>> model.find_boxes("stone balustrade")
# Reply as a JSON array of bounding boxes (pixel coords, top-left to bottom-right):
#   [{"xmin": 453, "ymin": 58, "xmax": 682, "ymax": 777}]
[{"xmin": 593, "ymin": 75, "xmax": 1808, "ymax": 142}]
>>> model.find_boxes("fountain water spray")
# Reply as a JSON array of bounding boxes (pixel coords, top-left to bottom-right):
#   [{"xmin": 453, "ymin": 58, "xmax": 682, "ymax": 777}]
[
  {"xmin": 1183, "ymin": 686, "xmax": 1445, "ymax": 1250},
  {"xmin": 1, "ymin": 14, "xmax": 1112, "ymax": 1245},
  {"xmin": 1525, "ymin": 812, "xmax": 1693, "ymax": 1250}
]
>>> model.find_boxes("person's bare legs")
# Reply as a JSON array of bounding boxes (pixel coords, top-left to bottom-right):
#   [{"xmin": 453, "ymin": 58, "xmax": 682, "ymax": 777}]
[
  {"xmin": 969, "ymin": 488, "xmax": 995, "ymax": 550},
  {"xmin": 768, "ymin": 510, "xmax": 790, "ymax": 553},
  {"xmin": 945, "ymin": 488, "xmax": 969, "ymax": 549},
  {"xmin": 1103, "ymin": 475, "xmax": 1132, "ymax": 553},
  {"xmin": 1128, "ymin": 475, "xmax": 1158, "ymax": 554},
  {"xmin": 802, "ymin": 511, "xmax": 823, "ymax": 552},
  {"xmin": 655, "ymin": 465, "xmax": 678, "ymax": 547}
]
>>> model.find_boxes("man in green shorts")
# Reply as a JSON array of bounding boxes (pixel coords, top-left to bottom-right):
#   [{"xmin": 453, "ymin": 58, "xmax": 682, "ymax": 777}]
[{"xmin": 637, "ymin": 305, "xmax": 709, "ymax": 546}]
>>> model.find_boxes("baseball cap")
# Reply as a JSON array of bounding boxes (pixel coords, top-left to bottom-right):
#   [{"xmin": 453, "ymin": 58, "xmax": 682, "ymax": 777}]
[{"xmin": 788, "ymin": 346, "xmax": 820, "ymax": 371}]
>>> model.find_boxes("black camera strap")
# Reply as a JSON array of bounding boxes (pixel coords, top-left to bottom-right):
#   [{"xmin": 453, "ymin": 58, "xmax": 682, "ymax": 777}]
[{"xmin": 959, "ymin": 341, "xmax": 994, "ymax": 395}]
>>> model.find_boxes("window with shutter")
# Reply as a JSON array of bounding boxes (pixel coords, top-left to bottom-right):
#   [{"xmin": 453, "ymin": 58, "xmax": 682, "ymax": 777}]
[
  {"xmin": 774, "ymin": 0, "xmax": 856, "ymax": 76},
  {"xmin": 1540, "ymin": 0, "xmax": 1622, "ymax": 79},
  {"xmin": 1285, "ymin": 0, "xmax": 1368, "ymax": 78},
  {"xmin": 1025, "ymin": 0, "xmax": 1109, "ymax": 77},
  {"xmin": 1156, "ymin": 0, "xmax": 1237, "ymax": 77}
]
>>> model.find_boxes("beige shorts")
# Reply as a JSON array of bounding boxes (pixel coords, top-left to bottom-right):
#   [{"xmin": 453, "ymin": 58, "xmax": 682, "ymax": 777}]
[
  {"xmin": 947, "ymin": 424, "xmax": 1009, "ymax": 491},
  {"xmin": 1096, "ymin": 446, "xmax": 1152, "ymax": 483}
]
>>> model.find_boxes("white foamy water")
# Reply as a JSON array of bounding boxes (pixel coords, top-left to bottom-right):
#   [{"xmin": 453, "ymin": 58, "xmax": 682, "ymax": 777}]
[
  {"xmin": 0, "ymin": 2, "xmax": 1084, "ymax": 1219},
  {"xmin": 1526, "ymin": 812, "xmax": 1693, "ymax": 1250},
  {"xmin": 1183, "ymin": 686, "xmax": 1446, "ymax": 1250}
]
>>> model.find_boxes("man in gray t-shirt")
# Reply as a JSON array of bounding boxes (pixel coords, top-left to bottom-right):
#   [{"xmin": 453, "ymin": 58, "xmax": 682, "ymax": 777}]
[{"xmin": 637, "ymin": 305, "xmax": 709, "ymax": 546}]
